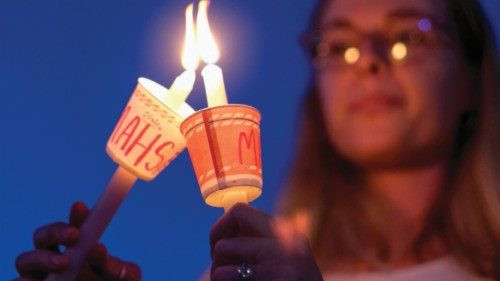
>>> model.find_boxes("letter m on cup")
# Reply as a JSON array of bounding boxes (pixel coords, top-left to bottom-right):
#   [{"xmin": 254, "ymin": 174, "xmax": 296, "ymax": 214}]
[{"xmin": 238, "ymin": 129, "xmax": 260, "ymax": 168}]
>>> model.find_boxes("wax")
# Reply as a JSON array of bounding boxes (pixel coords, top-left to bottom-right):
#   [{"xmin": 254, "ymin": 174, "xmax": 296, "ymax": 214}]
[
  {"xmin": 202, "ymin": 64, "xmax": 228, "ymax": 107},
  {"xmin": 164, "ymin": 69, "xmax": 196, "ymax": 111}
]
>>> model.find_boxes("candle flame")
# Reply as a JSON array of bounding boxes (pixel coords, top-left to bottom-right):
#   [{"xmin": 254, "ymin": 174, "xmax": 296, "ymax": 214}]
[
  {"xmin": 182, "ymin": 3, "xmax": 199, "ymax": 70},
  {"xmin": 197, "ymin": 0, "xmax": 220, "ymax": 64}
]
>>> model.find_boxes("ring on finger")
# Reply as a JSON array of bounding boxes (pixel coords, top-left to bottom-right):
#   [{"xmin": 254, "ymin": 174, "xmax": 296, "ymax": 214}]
[{"xmin": 236, "ymin": 263, "xmax": 253, "ymax": 280}]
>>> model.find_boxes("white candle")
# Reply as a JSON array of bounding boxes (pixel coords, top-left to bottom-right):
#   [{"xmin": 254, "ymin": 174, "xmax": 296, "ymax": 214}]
[
  {"xmin": 45, "ymin": 167, "xmax": 137, "ymax": 281},
  {"xmin": 164, "ymin": 69, "xmax": 196, "ymax": 110},
  {"xmin": 197, "ymin": 0, "xmax": 228, "ymax": 107},
  {"xmin": 202, "ymin": 64, "xmax": 227, "ymax": 107}
]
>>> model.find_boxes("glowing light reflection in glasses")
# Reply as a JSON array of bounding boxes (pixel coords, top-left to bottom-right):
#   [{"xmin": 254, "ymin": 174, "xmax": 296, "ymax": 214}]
[
  {"xmin": 344, "ymin": 47, "xmax": 360, "ymax": 64},
  {"xmin": 391, "ymin": 42, "xmax": 408, "ymax": 61}
]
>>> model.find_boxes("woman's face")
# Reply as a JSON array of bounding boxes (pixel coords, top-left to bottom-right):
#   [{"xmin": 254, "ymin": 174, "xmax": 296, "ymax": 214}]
[{"xmin": 316, "ymin": 0, "xmax": 473, "ymax": 168}]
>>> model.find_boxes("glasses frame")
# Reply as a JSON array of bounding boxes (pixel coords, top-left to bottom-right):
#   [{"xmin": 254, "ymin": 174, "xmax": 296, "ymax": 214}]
[{"xmin": 301, "ymin": 16, "xmax": 458, "ymax": 70}]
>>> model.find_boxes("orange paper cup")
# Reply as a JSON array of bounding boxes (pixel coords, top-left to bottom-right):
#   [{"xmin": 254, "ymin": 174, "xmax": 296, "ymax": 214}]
[
  {"xmin": 180, "ymin": 104, "xmax": 263, "ymax": 207},
  {"xmin": 106, "ymin": 78, "xmax": 194, "ymax": 181}
]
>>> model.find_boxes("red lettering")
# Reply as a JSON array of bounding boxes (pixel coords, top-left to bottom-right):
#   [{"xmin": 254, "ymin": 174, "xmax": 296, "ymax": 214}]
[
  {"xmin": 124, "ymin": 124, "xmax": 161, "ymax": 166},
  {"xmin": 145, "ymin": 141, "xmax": 175, "ymax": 172},
  {"xmin": 238, "ymin": 129, "xmax": 260, "ymax": 167},
  {"xmin": 111, "ymin": 106, "xmax": 131, "ymax": 143},
  {"xmin": 115, "ymin": 116, "xmax": 141, "ymax": 150}
]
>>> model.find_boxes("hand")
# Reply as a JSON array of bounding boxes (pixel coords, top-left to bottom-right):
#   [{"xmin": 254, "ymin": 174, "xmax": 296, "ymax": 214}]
[
  {"xmin": 14, "ymin": 202, "xmax": 141, "ymax": 281},
  {"xmin": 210, "ymin": 203, "xmax": 323, "ymax": 281}
]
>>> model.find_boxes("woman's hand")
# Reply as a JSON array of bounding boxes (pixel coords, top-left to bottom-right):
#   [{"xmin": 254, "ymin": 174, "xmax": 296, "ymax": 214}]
[
  {"xmin": 14, "ymin": 202, "xmax": 141, "ymax": 281},
  {"xmin": 210, "ymin": 203, "xmax": 323, "ymax": 281}
]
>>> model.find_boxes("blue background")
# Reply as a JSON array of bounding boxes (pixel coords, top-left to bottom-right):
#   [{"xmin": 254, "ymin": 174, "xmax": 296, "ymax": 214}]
[{"xmin": 1, "ymin": 1, "xmax": 499, "ymax": 280}]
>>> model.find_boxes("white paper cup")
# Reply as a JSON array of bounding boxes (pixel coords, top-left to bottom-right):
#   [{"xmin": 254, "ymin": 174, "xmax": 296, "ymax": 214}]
[{"xmin": 106, "ymin": 78, "xmax": 194, "ymax": 181}]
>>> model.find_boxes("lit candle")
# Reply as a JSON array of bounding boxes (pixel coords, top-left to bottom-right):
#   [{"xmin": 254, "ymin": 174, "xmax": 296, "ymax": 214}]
[
  {"xmin": 197, "ymin": 0, "xmax": 228, "ymax": 107},
  {"xmin": 45, "ymin": 4, "xmax": 199, "ymax": 280},
  {"xmin": 164, "ymin": 3, "xmax": 199, "ymax": 111}
]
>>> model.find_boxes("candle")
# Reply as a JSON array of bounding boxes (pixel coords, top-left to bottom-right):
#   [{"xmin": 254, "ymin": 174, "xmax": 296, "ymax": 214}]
[
  {"xmin": 197, "ymin": 0, "xmax": 228, "ymax": 107},
  {"xmin": 164, "ymin": 3, "xmax": 199, "ymax": 111},
  {"xmin": 201, "ymin": 64, "xmax": 227, "ymax": 107},
  {"xmin": 166, "ymin": 69, "xmax": 196, "ymax": 110},
  {"xmin": 46, "ymin": 167, "xmax": 137, "ymax": 281},
  {"xmin": 46, "ymin": 4, "xmax": 199, "ymax": 280},
  {"xmin": 180, "ymin": 0, "xmax": 261, "ymax": 213}
]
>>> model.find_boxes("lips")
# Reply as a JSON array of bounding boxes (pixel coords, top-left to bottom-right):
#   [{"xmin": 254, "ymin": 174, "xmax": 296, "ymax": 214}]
[{"xmin": 350, "ymin": 92, "xmax": 404, "ymax": 114}]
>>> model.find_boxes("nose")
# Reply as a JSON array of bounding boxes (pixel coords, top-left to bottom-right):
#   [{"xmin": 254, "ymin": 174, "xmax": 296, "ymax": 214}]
[{"xmin": 355, "ymin": 38, "xmax": 390, "ymax": 75}]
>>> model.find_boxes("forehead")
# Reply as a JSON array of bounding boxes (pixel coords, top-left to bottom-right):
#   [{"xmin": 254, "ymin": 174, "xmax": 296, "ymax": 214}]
[{"xmin": 320, "ymin": 0, "xmax": 447, "ymax": 29}]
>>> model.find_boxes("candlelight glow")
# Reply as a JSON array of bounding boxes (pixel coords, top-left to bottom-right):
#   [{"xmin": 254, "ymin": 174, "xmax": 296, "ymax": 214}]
[
  {"xmin": 182, "ymin": 3, "xmax": 199, "ymax": 70},
  {"xmin": 344, "ymin": 47, "xmax": 360, "ymax": 64},
  {"xmin": 197, "ymin": 0, "xmax": 220, "ymax": 64},
  {"xmin": 391, "ymin": 42, "xmax": 407, "ymax": 61}
]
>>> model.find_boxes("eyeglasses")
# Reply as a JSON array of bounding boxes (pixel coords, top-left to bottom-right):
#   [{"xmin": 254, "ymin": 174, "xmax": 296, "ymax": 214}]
[{"xmin": 303, "ymin": 17, "xmax": 456, "ymax": 70}]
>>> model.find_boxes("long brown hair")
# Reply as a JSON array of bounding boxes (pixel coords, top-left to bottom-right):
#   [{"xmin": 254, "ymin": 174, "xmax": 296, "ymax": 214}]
[{"xmin": 278, "ymin": 0, "xmax": 500, "ymax": 277}]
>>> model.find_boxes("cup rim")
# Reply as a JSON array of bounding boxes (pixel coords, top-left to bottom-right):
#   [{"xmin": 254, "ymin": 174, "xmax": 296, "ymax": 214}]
[
  {"xmin": 180, "ymin": 104, "xmax": 261, "ymax": 134},
  {"xmin": 137, "ymin": 77, "xmax": 195, "ymax": 119}
]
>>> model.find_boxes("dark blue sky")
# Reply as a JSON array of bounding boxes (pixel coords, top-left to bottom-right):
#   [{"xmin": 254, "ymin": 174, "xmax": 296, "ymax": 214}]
[{"xmin": 1, "ymin": 1, "xmax": 499, "ymax": 279}]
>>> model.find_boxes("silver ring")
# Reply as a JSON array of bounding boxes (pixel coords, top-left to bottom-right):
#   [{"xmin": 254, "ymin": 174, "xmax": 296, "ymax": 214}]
[{"xmin": 236, "ymin": 263, "xmax": 253, "ymax": 280}]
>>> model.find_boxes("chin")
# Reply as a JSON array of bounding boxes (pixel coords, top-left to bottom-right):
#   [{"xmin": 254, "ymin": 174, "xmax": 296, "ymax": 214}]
[{"xmin": 333, "ymin": 133, "xmax": 411, "ymax": 169}]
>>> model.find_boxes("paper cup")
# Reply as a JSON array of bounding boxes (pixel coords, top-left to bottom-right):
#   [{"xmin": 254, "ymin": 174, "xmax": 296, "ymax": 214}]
[
  {"xmin": 106, "ymin": 78, "xmax": 194, "ymax": 181},
  {"xmin": 180, "ymin": 104, "xmax": 262, "ymax": 207}
]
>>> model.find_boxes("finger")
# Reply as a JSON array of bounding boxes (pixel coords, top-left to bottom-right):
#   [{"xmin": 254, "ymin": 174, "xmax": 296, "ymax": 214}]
[
  {"xmin": 211, "ymin": 237, "xmax": 283, "ymax": 270},
  {"xmin": 103, "ymin": 257, "xmax": 141, "ymax": 281},
  {"xmin": 88, "ymin": 243, "xmax": 108, "ymax": 267},
  {"xmin": 89, "ymin": 245, "xmax": 141, "ymax": 281},
  {"xmin": 33, "ymin": 222, "xmax": 79, "ymax": 249},
  {"xmin": 210, "ymin": 204, "xmax": 275, "ymax": 249},
  {"xmin": 210, "ymin": 265, "xmax": 240, "ymax": 281},
  {"xmin": 69, "ymin": 201, "xmax": 89, "ymax": 228},
  {"xmin": 15, "ymin": 250, "xmax": 68, "ymax": 278}
]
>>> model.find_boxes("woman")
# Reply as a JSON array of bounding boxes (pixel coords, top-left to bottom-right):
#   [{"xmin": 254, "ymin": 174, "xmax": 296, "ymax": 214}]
[
  {"xmin": 265, "ymin": 0, "xmax": 499, "ymax": 278},
  {"xmin": 14, "ymin": 0, "xmax": 500, "ymax": 280}
]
